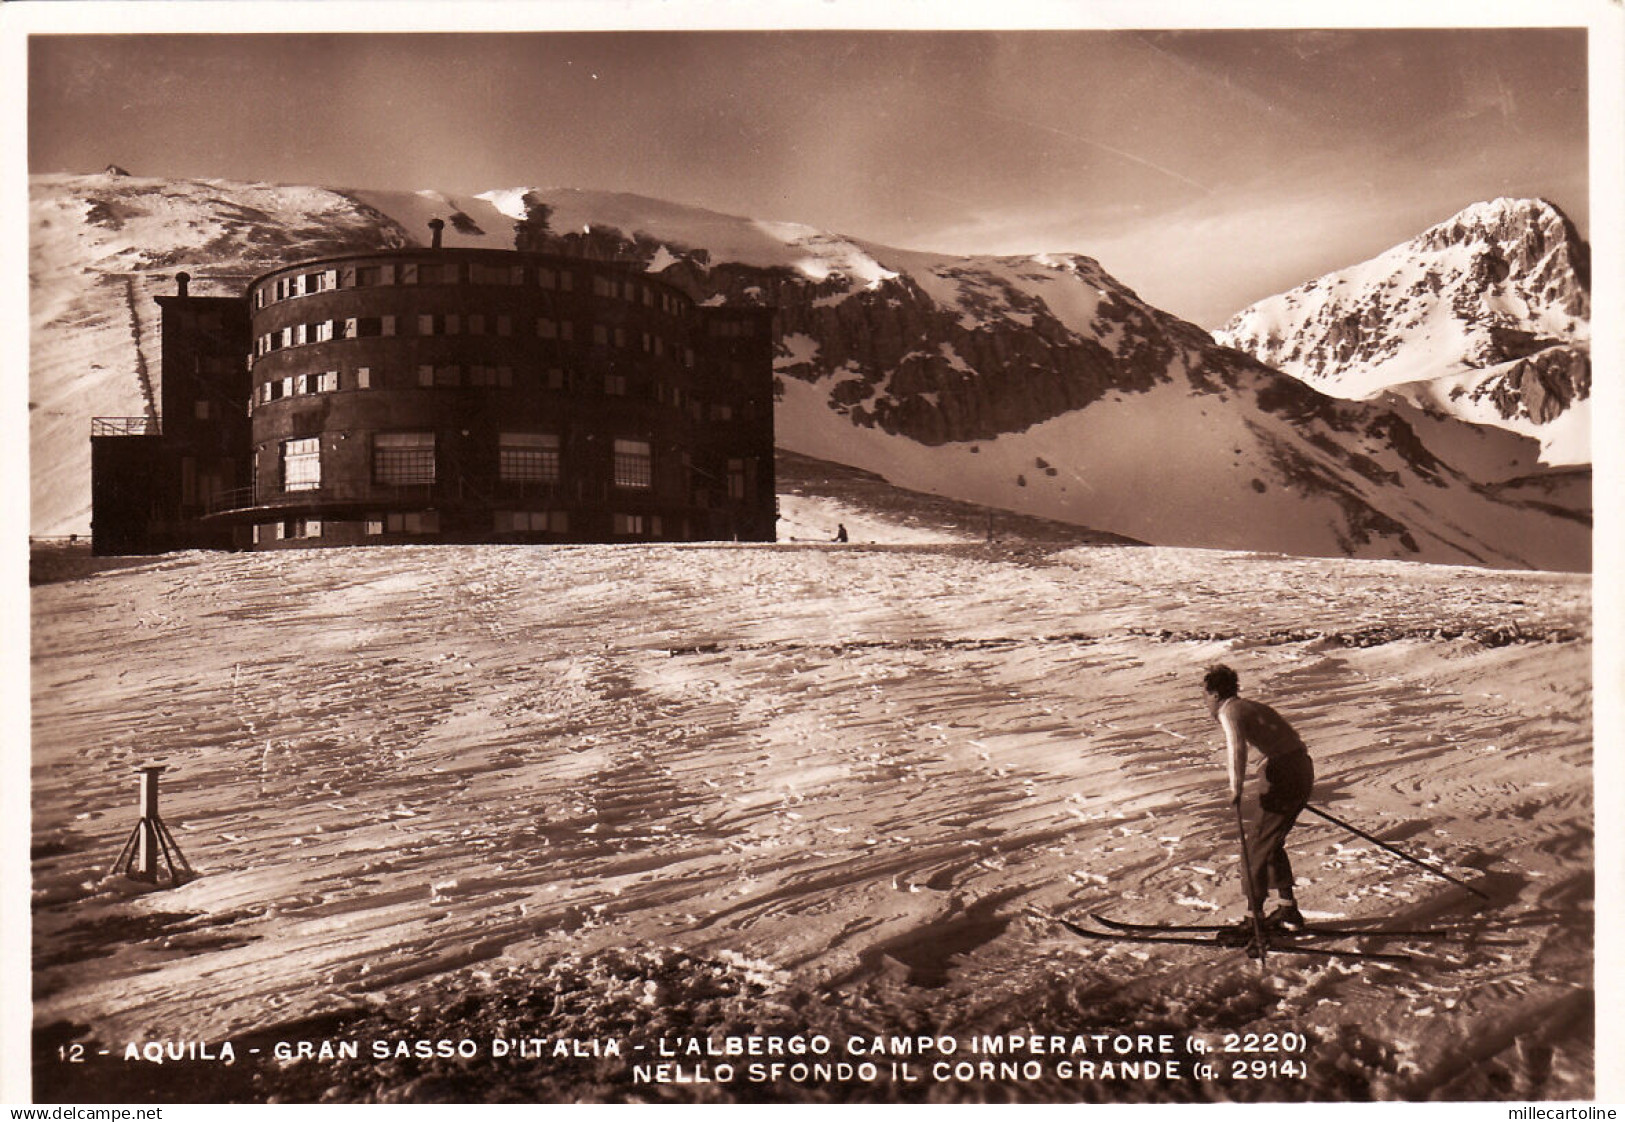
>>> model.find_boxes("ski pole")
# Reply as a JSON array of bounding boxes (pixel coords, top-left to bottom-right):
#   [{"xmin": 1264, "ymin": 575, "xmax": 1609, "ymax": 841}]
[
  {"xmin": 1305, "ymin": 804, "xmax": 1489, "ymax": 901},
  {"xmin": 1232, "ymin": 802, "xmax": 1269, "ymax": 969}
]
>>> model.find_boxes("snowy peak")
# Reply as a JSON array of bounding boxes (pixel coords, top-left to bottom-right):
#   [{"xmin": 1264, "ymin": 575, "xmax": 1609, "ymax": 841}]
[
  {"xmin": 1411, "ymin": 196, "xmax": 1589, "ymax": 319},
  {"xmin": 1213, "ymin": 198, "xmax": 1591, "ymax": 466},
  {"xmin": 30, "ymin": 173, "xmax": 416, "ymax": 277}
]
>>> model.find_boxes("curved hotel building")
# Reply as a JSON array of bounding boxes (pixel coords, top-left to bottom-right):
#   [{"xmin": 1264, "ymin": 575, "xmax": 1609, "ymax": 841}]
[{"xmin": 91, "ymin": 227, "xmax": 776, "ymax": 553}]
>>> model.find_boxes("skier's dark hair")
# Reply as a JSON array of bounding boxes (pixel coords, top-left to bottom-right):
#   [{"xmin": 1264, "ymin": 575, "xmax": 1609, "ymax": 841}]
[{"xmin": 1202, "ymin": 664, "xmax": 1239, "ymax": 699}]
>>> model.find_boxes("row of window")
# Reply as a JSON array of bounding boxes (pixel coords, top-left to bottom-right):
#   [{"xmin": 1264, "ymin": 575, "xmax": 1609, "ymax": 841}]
[
  {"xmin": 277, "ymin": 433, "xmax": 651, "ymax": 491},
  {"xmin": 250, "ymin": 508, "xmax": 665, "ymax": 543},
  {"xmin": 251, "ymin": 364, "xmax": 747, "ymax": 418},
  {"xmin": 254, "ymin": 315, "xmax": 698, "ymax": 364},
  {"xmin": 256, "ymin": 261, "xmax": 693, "ymax": 318}
]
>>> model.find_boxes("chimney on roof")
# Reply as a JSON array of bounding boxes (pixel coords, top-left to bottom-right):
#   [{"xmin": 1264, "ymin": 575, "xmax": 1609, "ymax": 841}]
[
  {"xmin": 176, "ymin": 271, "xmax": 191, "ymax": 298},
  {"xmin": 429, "ymin": 218, "xmax": 445, "ymax": 250}
]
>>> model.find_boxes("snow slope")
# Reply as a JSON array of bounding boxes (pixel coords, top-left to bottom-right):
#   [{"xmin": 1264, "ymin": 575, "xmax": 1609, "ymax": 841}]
[
  {"xmin": 29, "ymin": 530, "xmax": 1593, "ymax": 1102},
  {"xmin": 777, "ymin": 369, "xmax": 1586, "ymax": 570}
]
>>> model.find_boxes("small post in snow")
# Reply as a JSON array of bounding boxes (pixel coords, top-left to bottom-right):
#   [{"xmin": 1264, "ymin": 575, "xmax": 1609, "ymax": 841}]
[{"xmin": 109, "ymin": 765, "xmax": 195, "ymax": 885}]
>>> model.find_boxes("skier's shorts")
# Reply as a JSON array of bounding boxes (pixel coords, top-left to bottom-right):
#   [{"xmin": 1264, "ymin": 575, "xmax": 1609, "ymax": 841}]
[{"xmin": 1260, "ymin": 751, "xmax": 1313, "ymax": 813}]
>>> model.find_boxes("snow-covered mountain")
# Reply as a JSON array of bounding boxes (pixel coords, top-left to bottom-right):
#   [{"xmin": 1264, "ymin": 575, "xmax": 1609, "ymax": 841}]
[
  {"xmin": 28, "ymin": 172, "xmax": 1589, "ymax": 570},
  {"xmin": 1213, "ymin": 198, "xmax": 1591, "ymax": 466}
]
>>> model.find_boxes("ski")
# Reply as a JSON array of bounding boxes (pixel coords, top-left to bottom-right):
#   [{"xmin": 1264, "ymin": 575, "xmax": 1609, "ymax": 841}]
[
  {"xmin": 1049, "ymin": 915, "xmax": 1416, "ymax": 963},
  {"xmin": 1090, "ymin": 913, "xmax": 1463, "ymax": 940}
]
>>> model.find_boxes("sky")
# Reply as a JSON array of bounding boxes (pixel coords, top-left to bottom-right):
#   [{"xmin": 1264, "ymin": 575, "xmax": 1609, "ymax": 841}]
[{"xmin": 21, "ymin": 19, "xmax": 1596, "ymax": 328}]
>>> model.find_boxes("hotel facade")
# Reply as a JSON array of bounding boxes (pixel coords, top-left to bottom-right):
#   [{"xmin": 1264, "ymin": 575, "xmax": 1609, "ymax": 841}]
[{"xmin": 91, "ymin": 231, "xmax": 776, "ymax": 553}]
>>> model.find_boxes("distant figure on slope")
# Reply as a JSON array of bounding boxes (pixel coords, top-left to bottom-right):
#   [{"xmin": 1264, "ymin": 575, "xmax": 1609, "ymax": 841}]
[
  {"xmin": 833, "ymin": 523, "xmax": 849, "ymax": 543},
  {"xmin": 1202, "ymin": 663, "xmax": 1314, "ymax": 939}
]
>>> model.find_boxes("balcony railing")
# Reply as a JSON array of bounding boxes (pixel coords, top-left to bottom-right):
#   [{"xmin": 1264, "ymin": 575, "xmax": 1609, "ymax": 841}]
[{"xmin": 92, "ymin": 416, "xmax": 160, "ymax": 437}]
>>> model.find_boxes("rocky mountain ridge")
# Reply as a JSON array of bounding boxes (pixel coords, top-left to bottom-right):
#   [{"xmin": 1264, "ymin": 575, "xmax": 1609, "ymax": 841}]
[
  {"xmin": 27, "ymin": 172, "xmax": 1589, "ymax": 569},
  {"xmin": 1213, "ymin": 197, "xmax": 1591, "ymax": 465}
]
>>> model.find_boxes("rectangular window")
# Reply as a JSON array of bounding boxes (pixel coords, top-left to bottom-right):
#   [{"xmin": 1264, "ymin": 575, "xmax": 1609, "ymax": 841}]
[
  {"xmin": 283, "ymin": 517, "xmax": 322, "ymax": 539},
  {"xmin": 560, "ymin": 321, "xmax": 574, "ymax": 341},
  {"xmin": 593, "ymin": 324, "xmax": 609, "ymax": 346},
  {"xmin": 613, "ymin": 438, "xmax": 653, "ymax": 490},
  {"xmin": 366, "ymin": 518, "xmax": 385, "ymax": 536},
  {"xmin": 560, "ymin": 271, "xmax": 574, "ymax": 291},
  {"xmin": 537, "ymin": 267, "xmax": 556, "ymax": 289},
  {"xmin": 356, "ymin": 366, "xmax": 371, "ymax": 389},
  {"xmin": 401, "ymin": 262, "xmax": 419, "ymax": 285},
  {"xmin": 495, "ymin": 510, "xmax": 563, "ymax": 533},
  {"xmin": 545, "ymin": 368, "xmax": 566, "ymax": 390},
  {"xmin": 536, "ymin": 317, "xmax": 557, "ymax": 339},
  {"xmin": 613, "ymin": 327, "xmax": 627, "ymax": 348},
  {"xmin": 194, "ymin": 400, "xmax": 212, "ymax": 420},
  {"xmin": 499, "ymin": 432, "xmax": 561, "ymax": 483},
  {"xmin": 435, "ymin": 365, "xmax": 461, "ymax": 386},
  {"xmin": 385, "ymin": 511, "xmax": 440, "ymax": 534},
  {"xmin": 283, "ymin": 437, "xmax": 321, "ymax": 492},
  {"xmin": 613, "ymin": 513, "xmax": 646, "ymax": 535},
  {"xmin": 416, "ymin": 314, "xmax": 459, "ymax": 335},
  {"xmin": 382, "ymin": 315, "xmax": 396, "ymax": 336},
  {"xmin": 356, "ymin": 266, "xmax": 381, "ymax": 287},
  {"xmin": 418, "ymin": 365, "xmax": 435, "ymax": 387},
  {"xmin": 374, "ymin": 432, "xmax": 435, "ymax": 486},
  {"xmin": 605, "ymin": 374, "xmax": 627, "ymax": 396},
  {"xmin": 728, "ymin": 458, "xmax": 747, "ymax": 501},
  {"xmin": 468, "ymin": 314, "xmax": 486, "ymax": 336},
  {"xmin": 497, "ymin": 315, "xmax": 512, "ymax": 337}
]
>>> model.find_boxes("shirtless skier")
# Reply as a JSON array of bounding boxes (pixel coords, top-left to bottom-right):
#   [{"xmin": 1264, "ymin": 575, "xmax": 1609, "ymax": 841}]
[{"xmin": 1202, "ymin": 664, "xmax": 1314, "ymax": 939}]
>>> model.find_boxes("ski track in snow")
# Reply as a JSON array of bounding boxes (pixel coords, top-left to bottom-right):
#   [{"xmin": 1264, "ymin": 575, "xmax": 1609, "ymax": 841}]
[{"xmin": 30, "ymin": 543, "xmax": 1593, "ymax": 1098}]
